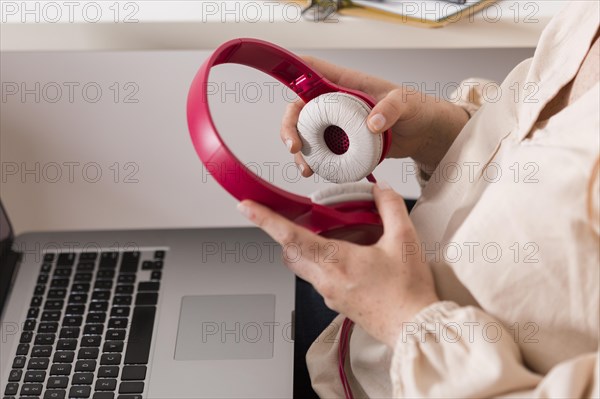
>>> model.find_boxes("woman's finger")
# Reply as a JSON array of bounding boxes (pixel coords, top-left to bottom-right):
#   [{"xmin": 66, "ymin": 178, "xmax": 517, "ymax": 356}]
[
  {"xmin": 280, "ymin": 99, "xmax": 304, "ymax": 153},
  {"xmin": 372, "ymin": 181, "xmax": 412, "ymax": 244},
  {"xmin": 237, "ymin": 199, "xmax": 327, "ymax": 260},
  {"xmin": 367, "ymin": 88, "xmax": 419, "ymax": 133},
  {"xmin": 294, "ymin": 153, "xmax": 314, "ymax": 177}
]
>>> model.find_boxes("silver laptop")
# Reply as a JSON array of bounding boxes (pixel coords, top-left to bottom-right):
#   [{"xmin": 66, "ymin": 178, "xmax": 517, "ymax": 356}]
[{"xmin": 0, "ymin": 199, "xmax": 295, "ymax": 398}]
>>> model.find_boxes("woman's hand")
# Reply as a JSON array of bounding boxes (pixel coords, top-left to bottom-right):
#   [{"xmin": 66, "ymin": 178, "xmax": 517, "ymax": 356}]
[
  {"xmin": 281, "ymin": 56, "xmax": 470, "ymax": 177},
  {"xmin": 237, "ymin": 182, "xmax": 440, "ymax": 348}
]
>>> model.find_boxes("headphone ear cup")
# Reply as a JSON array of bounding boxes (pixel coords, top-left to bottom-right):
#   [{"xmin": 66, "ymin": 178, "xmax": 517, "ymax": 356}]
[
  {"xmin": 310, "ymin": 182, "xmax": 375, "ymax": 205},
  {"xmin": 297, "ymin": 92, "xmax": 383, "ymax": 183}
]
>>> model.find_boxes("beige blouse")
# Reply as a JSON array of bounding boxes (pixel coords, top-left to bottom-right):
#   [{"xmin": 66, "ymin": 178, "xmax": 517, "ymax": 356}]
[{"xmin": 306, "ymin": 2, "xmax": 600, "ymax": 397}]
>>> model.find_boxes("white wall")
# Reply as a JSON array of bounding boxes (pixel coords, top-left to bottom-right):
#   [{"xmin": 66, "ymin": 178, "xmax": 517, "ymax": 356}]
[{"xmin": 0, "ymin": 48, "xmax": 534, "ymax": 234}]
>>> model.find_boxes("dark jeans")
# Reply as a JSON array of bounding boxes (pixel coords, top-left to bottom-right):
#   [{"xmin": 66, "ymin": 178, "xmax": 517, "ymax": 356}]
[{"xmin": 293, "ymin": 199, "xmax": 417, "ymax": 398}]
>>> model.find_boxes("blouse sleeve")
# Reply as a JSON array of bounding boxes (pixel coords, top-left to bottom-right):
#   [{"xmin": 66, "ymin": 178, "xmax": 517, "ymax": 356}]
[{"xmin": 390, "ymin": 301, "xmax": 599, "ymax": 398}]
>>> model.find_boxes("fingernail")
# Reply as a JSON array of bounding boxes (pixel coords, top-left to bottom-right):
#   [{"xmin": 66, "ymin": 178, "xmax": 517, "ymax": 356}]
[
  {"xmin": 237, "ymin": 202, "xmax": 253, "ymax": 219},
  {"xmin": 369, "ymin": 113, "xmax": 386, "ymax": 132},
  {"xmin": 285, "ymin": 138, "xmax": 293, "ymax": 152},
  {"xmin": 298, "ymin": 164, "xmax": 305, "ymax": 175},
  {"xmin": 377, "ymin": 180, "xmax": 391, "ymax": 190}
]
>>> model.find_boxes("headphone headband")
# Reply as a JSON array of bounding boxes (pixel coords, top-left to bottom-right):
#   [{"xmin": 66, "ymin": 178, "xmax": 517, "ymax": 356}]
[{"xmin": 187, "ymin": 38, "xmax": 388, "ymax": 233}]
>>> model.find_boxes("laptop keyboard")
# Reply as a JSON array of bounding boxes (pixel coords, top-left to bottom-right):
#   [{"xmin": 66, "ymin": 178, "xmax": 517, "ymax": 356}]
[{"xmin": 4, "ymin": 249, "xmax": 165, "ymax": 399}]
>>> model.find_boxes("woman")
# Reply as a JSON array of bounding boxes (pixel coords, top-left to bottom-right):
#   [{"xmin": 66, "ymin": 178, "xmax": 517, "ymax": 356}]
[{"xmin": 237, "ymin": 2, "xmax": 599, "ymax": 397}]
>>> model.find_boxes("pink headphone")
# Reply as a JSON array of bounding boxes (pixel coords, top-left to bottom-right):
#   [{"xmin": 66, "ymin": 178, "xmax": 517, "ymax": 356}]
[{"xmin": 187, "ymin": 38, "xmax": 392, "ymax": 245}]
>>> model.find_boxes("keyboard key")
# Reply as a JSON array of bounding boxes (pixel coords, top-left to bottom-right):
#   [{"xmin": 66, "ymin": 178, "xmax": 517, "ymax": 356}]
[
  {"xmin": 78, "ymin": 347, "xmax": 99, "ymax": 360},
  {"xmin": 12, "ymin": 356, "xmax": 26, "ymax": 368},
  {"xmin": 93, "ymin": 393, "xmax": 115, "ymax": 399},
  {"xmin": 8, "ymin": 369, "xmax": 22, "ymax": 382},
  {"xmin": 63, "ymin": 316, "xmax": 83, "ymax": 327},
  {"xmin": 89, "ymin": 301, "xmax": 108, "ymax": 312},
  {"xmin": 108, "ymin": 318, "xmax": 128, "ymax": 329},
  {"xmin": 154, "ymin": 250, "xmax": 165, "ymax": 259},
  {"xmin": 56, "ymin": 339, "xmax": 77, "ymax": 350},
  {"xmin": 23, "ymin": 319, "xmax": 36, "ymax": 331},
  {"xmin": 80, "ymin": 252, "xmax": 98, "ymax": 261},
  {"xmin": 75, "ymin": 360, "xmax": 97, "ymax": 372},
  {"xmin": 34, "ymin": 285, "xmax": 46, "ymax": 296},
  {"xmin": 27, "ymin": 357, "xmax": 49, "ymax": 370},
  {"xmin": 31, "ymin": 345, "xmax": 52, "ymax": 357},
  {"xmin": 92, "ymin": 291, "xmax": 110, "ymax": 301},
  {"xmin": 16, "ymin": 343, "xmax": 30, "ymax": 356},
  {"xmin": 110, "ymin": 307, "xmax": 130, "ymax": 318},
  {"xmin": 20, "ymin": 331, "xmax": 33, "ymax": 343},
  {"xmin": 95, "ymin": 379, "xmax": 117, "ymax": 391},
  {"xmin": 38, "ymin": 322, "xmax": 59, "ymax": 333},
  {"xmin": 94, "ymin": 280, "xmax": 113, "ymax": 290},
  {"xmin": 117, "ymin": 275, "xmax": 135, "ymax": 284},
  {"xmin": 81, "ymin": 336, "xmax": 101, "ymax": 347},
  {"xmin": 44, "ymin": 300, "xmax": 64, "ymax": 310},
  {"xmin": 124, "ymin": 306, "xmax": 156, "ymax": 364},
  {"xmin": 66, "ymin": 305, "xmax": 85, "ymax": 315},
  {"xmin": 47, "ymin": 289, "xmax": 67, "ymax": 299},
  {"xmin": 59, "ymin": 327, "xmax": 80, "ymax": 339},
  {"xmin": 44, "ymin": 253, "xmax": 56, "ymax": 262},
  {"xmin": 113, "ymin": 296, "xmax": 132, "ymax": 306},
  {"xmin": 23, "ymin": 370, "xmax": 45, "ymax": 382},
  {"xmin": 96, "ymin": 270, "xmax": 115, "ymax": 279},
  {"xmin": 71, "ymin": 283, "xmax": 90, "ymax": 293},
  {"xmin": 135, "ymin": 293, "xmax": 157, "ymax": 306},
  {"xmin": 100, "ymin": 353, "xmax": 121, "ymax": 365},
  {"xmin": 121, "ymin": 366, "xmax": 146, "ymax": 381},
  {"xmin": 84, "ymin": 324, "xmax": 104, "ymax": 335},
  {"xmin": 103, "ymin": 341, "xmax": 124, "ymax": 353},
  {"xmin": 20, "ymin": 383, "xmax": 43, "ymax": 395},
  {"xmin": 30, "ymin": 296, "xmax": 43, "ymax": 307},
  {"xmin": 137, "ymin": 282, "xmax": 159, "ymax": 292},
  {"xmin": 98, "ymin": 366, "xmax": 119, "ymax": 378},
  {"xmin": 105, "ymin": 329, "xmax": 126, "ymax": 341},
  {"xmin": 86, "ymin": 313, "xmax": 106, "ymax": 324},
  {"xmin": 26, "ymin": 308, "xmax": 39, "ymax": 319},
  {"xmin": 53, "ymin": 351, "xmax": 74, "ymax": 363},
  {"xmin": 44, "ymin": 390, "xmax": 66, "ymax": 399},
  {"xmin": 72, "ymin": 372, "xmax": 94, "ymax": 385},
  {"xmin": 74, "ymin": 272, "xmax": 93, "ymax": 282},
  {"xmin": 47, "ymin": 376, "xmax": 68, "ymax": 389},
  {"xmin": 50, "ymin": 363, "xmax": 72, "ymax": 375},
  {"xmin": 117, "ymin": 395, "xmax": 142, "ymax": 399},
  {"xmin": 50, "ymin": 278, "xmax": 70, "ymax": 288},
  {"xmin": 69, "ymin": 294, "xmax": 88, "ymax": 304},
  {"xmin": 57, "ymin": 253, "xmax": 75, "ymax": 266},
  {"xmin": 100, "ymin": 252, "xmax": 119, "ymax": 268},
  {"xmin": 69, "ymin": 385, "xmax": 91, "ymax": 398},
  {"xmin": 41, "ymin": 310, "xmax": 61, "ymax": 322},
  {"xmin": 53, "ymin": 268, "xmax": 72, "ymax": 277},
  {"xmin": 119, "ymin": 382, "xmax": 144, "ymax": 394},
  {"xmin": 41, "ymin": 262, "xmax": 53, "ymax": 273},
  {"xmin": 37, "ymin": 274, "xmax": 49, "ymax": 284},
  {"xmin": 77, "ymin": 262, "xmax": 95, "ymax": 271},
  {"xmin": 34, "ymin": 334, "xmax": 55, "ymax": 345},
  {"xmin": 115, "ymin": 285, "xmax": 134, "ymax": 295},
  {"xmin": 150, "ymin": 271, "xmax": 162, "ymax": 280},
  {"xmin": 4, "ymin": 382, "xmax": 18, "ymax": 395},
  {"xmin": 122, "ymin": 251, "xmax": 140, "ymax": 263}
]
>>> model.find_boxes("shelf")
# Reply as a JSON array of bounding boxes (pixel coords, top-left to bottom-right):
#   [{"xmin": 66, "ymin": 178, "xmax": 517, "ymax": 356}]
[{"xmin": 0, "ymin": 1, "xmax": 565, "ymax": 51}]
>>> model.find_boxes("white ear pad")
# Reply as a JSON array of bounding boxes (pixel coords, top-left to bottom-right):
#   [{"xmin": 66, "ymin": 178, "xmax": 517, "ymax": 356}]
[
  {"xmin": 297, "ymin": 92, "xmax": 383, "ymax": 183},
  {"xmin": 310, "ymin": 182, "xmax": 375, "ymax": 205}
]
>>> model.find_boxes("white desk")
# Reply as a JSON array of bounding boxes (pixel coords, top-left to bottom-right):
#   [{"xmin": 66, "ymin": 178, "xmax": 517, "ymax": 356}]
[
  {"xmin": 1, "ymin": 0, "xmax": 565, "ymax": 51},
  {"xmin": 0, "ymin": 1, "xmax": 556, "ymax": 234}
]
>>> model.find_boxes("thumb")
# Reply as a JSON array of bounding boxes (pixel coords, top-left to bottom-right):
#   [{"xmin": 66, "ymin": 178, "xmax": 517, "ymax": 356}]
[
  {"xmin": 367, "ymin": 88, "xmax": 407, "ymax": 134},
  {"xmin": 372, "ymin": 181, "xmax": 412, "ymax": 242}
]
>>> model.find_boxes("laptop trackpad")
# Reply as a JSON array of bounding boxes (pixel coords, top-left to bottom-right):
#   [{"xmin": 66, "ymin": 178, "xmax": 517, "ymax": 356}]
[{"xmin": 174, "ymin": 294, "xmax": 276, "ymax": 360}]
